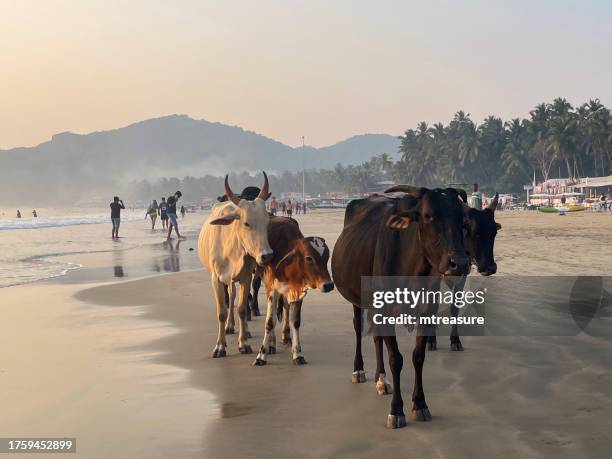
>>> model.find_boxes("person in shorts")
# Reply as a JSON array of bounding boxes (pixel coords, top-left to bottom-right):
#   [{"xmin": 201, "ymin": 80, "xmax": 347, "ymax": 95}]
[
  {"xmin": 158, "ymin": 197, "xmax": 169, "ymax": 229},
  {"xmin": 269, "ymin": 196, "xmax": 278, "ymax": 215},
  {"xmin": 110, "ymin": 196, "xmax": 125, "ymax": 238},
  {"xmin": 286, "ymin": 199, "xmax": 293, "ymax": 217},
  {"xmin": 146, "ymin": 199, "xmax": 158, "ymax": 229},
  {"xmin": 166, "ymin": 191, "xmax": 183, "ymax": 240}
]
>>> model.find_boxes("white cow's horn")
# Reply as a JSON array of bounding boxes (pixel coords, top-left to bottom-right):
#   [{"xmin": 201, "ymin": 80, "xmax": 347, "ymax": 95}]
[
  {"xmin": 257, "ymin": 171, "xmax": 269, "ymax": 201},
  {"xmin": 225, "ymin": 175, "xmax": 240, "ymax": 205}
]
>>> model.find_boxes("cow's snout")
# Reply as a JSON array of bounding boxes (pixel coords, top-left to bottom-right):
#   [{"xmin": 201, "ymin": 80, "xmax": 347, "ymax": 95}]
[
  {"xmin": 445, "ymin": 254, "xmax": 470, "ymax": 276},
  {"xmin": 320, "ymin": 281, "xmax": 335, "ymax": 293},
  {"xmin": 258, "ymin": 251, "xmax": 274, "ymax": 265},
  {"xmin": 479, "ymin": 263, "xmax": 497, "ymax": 276}
]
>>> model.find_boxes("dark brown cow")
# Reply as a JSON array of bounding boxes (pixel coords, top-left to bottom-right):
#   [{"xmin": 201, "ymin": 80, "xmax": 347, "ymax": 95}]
[
  {"xmin": 384, "ymin": 188, "xmax": 501, "ymax": 352},
  {"xmin": 254, "ymin": 216, "xmax": 334, "ymax": 366},
  {"xmin": 331, "ymin": 187, "xmax": 469, "ymax": 428},
  {"xmin": 365, "ymin": 191, "xmax": 502, "ymax": 404}
]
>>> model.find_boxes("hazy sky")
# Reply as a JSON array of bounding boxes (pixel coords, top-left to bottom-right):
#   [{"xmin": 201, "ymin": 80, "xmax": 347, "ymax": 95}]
[{"xmin": 1, "ymin": 0, "xmax": 611, "ymax": 149}]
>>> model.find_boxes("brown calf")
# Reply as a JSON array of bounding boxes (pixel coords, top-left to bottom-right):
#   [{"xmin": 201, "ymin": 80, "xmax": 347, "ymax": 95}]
[{"xmin": 254, "ymin": 216, "xmax": 333, "ymax": 366}]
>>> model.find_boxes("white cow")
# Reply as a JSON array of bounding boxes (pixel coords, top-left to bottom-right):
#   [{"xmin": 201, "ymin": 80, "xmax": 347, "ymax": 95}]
[{"xmin": 198, "ymin": 173, "xmax": 273, "ymax": 357}]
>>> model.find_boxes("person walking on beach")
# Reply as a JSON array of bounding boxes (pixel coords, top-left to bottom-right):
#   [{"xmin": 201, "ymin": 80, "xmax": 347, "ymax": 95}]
[
  {"xmin": 32, "ymin": 209, "xmax": 37, "ymax": 218},
  {"xmin": 286, "ymin": 199, "xmax": 293, "ymax": 218},
  {"xmin": 110, "ymin": 196, "xmax": 125, "ymax": 238},
  {"xmin": 146, "ymin": 199, "xmax": 158, "ymax": 229},
  {"xmin": 16, "ymin": 210, "xmax": 21, "ymax": 218},
  {"xmin": 270, "ymin": 196, "xmax": 278, "ymax": 215},
  {"xmin": 166, "ymin": 191, "xmax": 183, "ymax": 240},
  {"xmin": 158, "ymin": 197, "xmax": 169, "ymax": 229},
  {"xmin": 470, "ymin": 183, "xmax": 482, "ymax": 209},
  {"xmin": 180, "ymin": 205, "xmax": 186, "ymax": 219}
]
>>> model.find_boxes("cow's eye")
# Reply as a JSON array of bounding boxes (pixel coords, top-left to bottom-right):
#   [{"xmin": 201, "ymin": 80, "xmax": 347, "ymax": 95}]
[
  {"xmin": 305, "ymin": 256, "xmax": 314, "ymax": 264},
  {"xmin": 244, "ymin": 222, "xmax": 251, "ymax": 228}
]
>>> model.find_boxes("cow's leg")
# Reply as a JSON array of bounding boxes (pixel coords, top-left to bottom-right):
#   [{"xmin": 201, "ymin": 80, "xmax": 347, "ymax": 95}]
[
  {"xmin": 289, "ymin": 300, "xmax": 307, "ymax": 365},
  {"xmin": 237, "ymin": 281, "xmax": 253, "ymax": 354},
  {"xmin": 251, "ymin": 275, "xmax": 262, "ymax": 316},
  {"xmin": 450, "ymin": 281, "xmax": 465, "ymax": 351},
  {"xmin": 374, "ymin": 335, "xmax": 392, "ymax": 395},
  {"xmin": 427, "ymin": 334, "xmax": 438, "ymax": 351},
  {"xmin": 449, "ymin": 302, "xmax": 463, "ymax": 351},
  {"xmin": 280, "ymin": 298, "xmax": 291, "ymax": 344},
  {"xmin": 384, "ymin": 335, "xmax": 406, "ymax": 428},
  {"xmin": 411, "ymin": 334, "xmax": 432, "ymax": 421},
  {"xmin": 253, "ymin": 290, "xmax": 278, "ymax": 366},
  {"xmin": 224, "ymin": 283, "xmax": 235, "ymax": 335},
  {"xmin": 351, "ymin": 305, "xmax": 366, "ymax": 383},
  {"xmin": 211, "ymin": 276, "xmax": 228, "ymax": 358},
  {"xmin": 246, "ymin": 292, "xmax": 252, "ymax": 321}
]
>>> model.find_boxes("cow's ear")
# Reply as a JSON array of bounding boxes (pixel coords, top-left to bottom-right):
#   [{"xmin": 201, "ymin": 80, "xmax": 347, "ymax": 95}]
[
  {"xmin": 386, "ymin": 213, "xmax": 415, "ymax": 230},
  {"xmin": 496, "ymin": 222, "xmax": 502, "ymax": 230},
  {"xmin": 210, "ymin": 213, "xmax": 240, "ymax": 225},
  {"xmin": 274, "ymin": 250, "xmax": 297, "ymax": 280}
]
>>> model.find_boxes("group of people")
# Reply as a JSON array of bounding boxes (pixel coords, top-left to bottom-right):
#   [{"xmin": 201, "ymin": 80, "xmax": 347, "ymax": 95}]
[
  {"xmin": 110, "ymin": 191, "xmax": 184, "ymax": 240},
  {"xmin": 15, "ymin": 209, "xmax": 37, "ymax": 218},
  {"xmin": 268, "ymin": 196, "xmax": 307, "ymax": 217}
]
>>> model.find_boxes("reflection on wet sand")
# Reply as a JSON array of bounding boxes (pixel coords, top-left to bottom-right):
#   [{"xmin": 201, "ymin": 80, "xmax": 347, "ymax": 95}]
[
  {"xmin": 113, "ymin": 250, "xmax": 126, "ymax": 278},
  {"xmin": 152, "ymin": 239, "xmax": 183, "ymax": 273}
]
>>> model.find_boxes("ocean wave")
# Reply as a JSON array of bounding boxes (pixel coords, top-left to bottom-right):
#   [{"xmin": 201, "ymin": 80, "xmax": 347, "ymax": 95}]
[
  {"xmin": 0, "ymin": 213, "xmax": 143, "ymax": 230},
  {"xmin": 0, "ymin": 258, "xmax": 83, "ymax": 288}
]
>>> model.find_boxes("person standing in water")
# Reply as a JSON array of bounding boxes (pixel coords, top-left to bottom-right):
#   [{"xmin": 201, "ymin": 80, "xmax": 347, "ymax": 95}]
[
  {"xmin": 158, "ymin": 197, "xmax": 169, "ymax": 229},
  {"xmin": 32, "ymin": 209, "xmax": 37, "ymax": 218},
  {"xmin": 110, "ymin": 196, "xmax": 125, "ymax": 238},
  {"xmin": 146, "ymin": 199, "xmax": 158, "ymax": 229},
  {"xmin": 166, "ymin": 191, "xmax": 183, "ymax": 240},
  {"xmin": 16, "ymin": 210, "xmax": 22, "ymax": 218}
]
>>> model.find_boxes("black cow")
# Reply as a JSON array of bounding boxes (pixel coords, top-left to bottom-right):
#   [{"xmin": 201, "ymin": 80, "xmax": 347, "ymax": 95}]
[
  {"xmin": 331, "ymin": 187, "xmax": 470, "ymax": 428},
  {"xmin": 384, "ymin": 188, "xmax": 501, "ymax": 351}
]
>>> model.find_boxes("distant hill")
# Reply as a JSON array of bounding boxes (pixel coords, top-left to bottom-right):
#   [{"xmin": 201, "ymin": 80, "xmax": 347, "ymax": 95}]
[{"xmin": 0, "ymin": 115, "xmax": 399, "ymax": 204}]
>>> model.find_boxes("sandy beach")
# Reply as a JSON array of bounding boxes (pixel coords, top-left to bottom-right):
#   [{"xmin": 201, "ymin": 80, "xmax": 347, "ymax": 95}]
[{"xmin": 1, "ymin": 209, "xmax": 611, "ymax": 458}]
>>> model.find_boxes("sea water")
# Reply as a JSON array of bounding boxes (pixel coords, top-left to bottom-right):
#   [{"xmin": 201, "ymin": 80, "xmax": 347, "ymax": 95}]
[{"xmin": 0, "ymin": 208, "xmax": 207, "ymax": 288}]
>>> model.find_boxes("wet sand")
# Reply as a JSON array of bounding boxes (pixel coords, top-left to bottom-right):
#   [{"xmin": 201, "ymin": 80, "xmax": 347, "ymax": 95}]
[{"xmin": 1, "ymin": 210, "xmax": 611, "ymax": 458}]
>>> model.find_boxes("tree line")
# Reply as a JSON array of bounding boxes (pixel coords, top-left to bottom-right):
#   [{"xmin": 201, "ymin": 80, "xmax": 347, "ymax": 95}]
[{"xmin": 127, "ymin": 98, "xmax": 611, "ymax": 202}]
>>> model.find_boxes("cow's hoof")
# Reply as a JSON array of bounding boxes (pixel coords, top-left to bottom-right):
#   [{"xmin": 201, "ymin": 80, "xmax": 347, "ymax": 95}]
[
  {"xmin": 212, "ymin": 348, "xmax": 226, "ymax": 358},
  {"xmin": 282, "ymin": 337, "xmax": 291, "ymax": 345},
  {"xmin": 427, "ymin": 341, "xmax": 437, "ymax": 351},
  {"xmin": 386, "ymin": 414, "xmax": 407, "ymax": 429},
  {"xmin": 239, "ymin": 345, "xmax": 253, "ymax": 354},
  {"xmin": 293, "ymin": 356, "xmax": 308, "ymax": 365},
  {"xmin": 450, "ymin": 342, "xmax": 464, "ymax": 351},
  {"xmin": 253, "ymin": 358, "xmax": 266, "ymax": 366},
  {"xmin": 351, "ymin": 370, "xmax": 366, "ymax": 383},
  {"xmin": 268, "ymin": 345, "xmax": 276, "ymax": 355},
  {"xmin": 375, "ymin": 376, "xmax": 392, "ymax": 396},
  {"xmin": 411, "ymin": 408, "xmax": 432, "ymax": 421}
]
